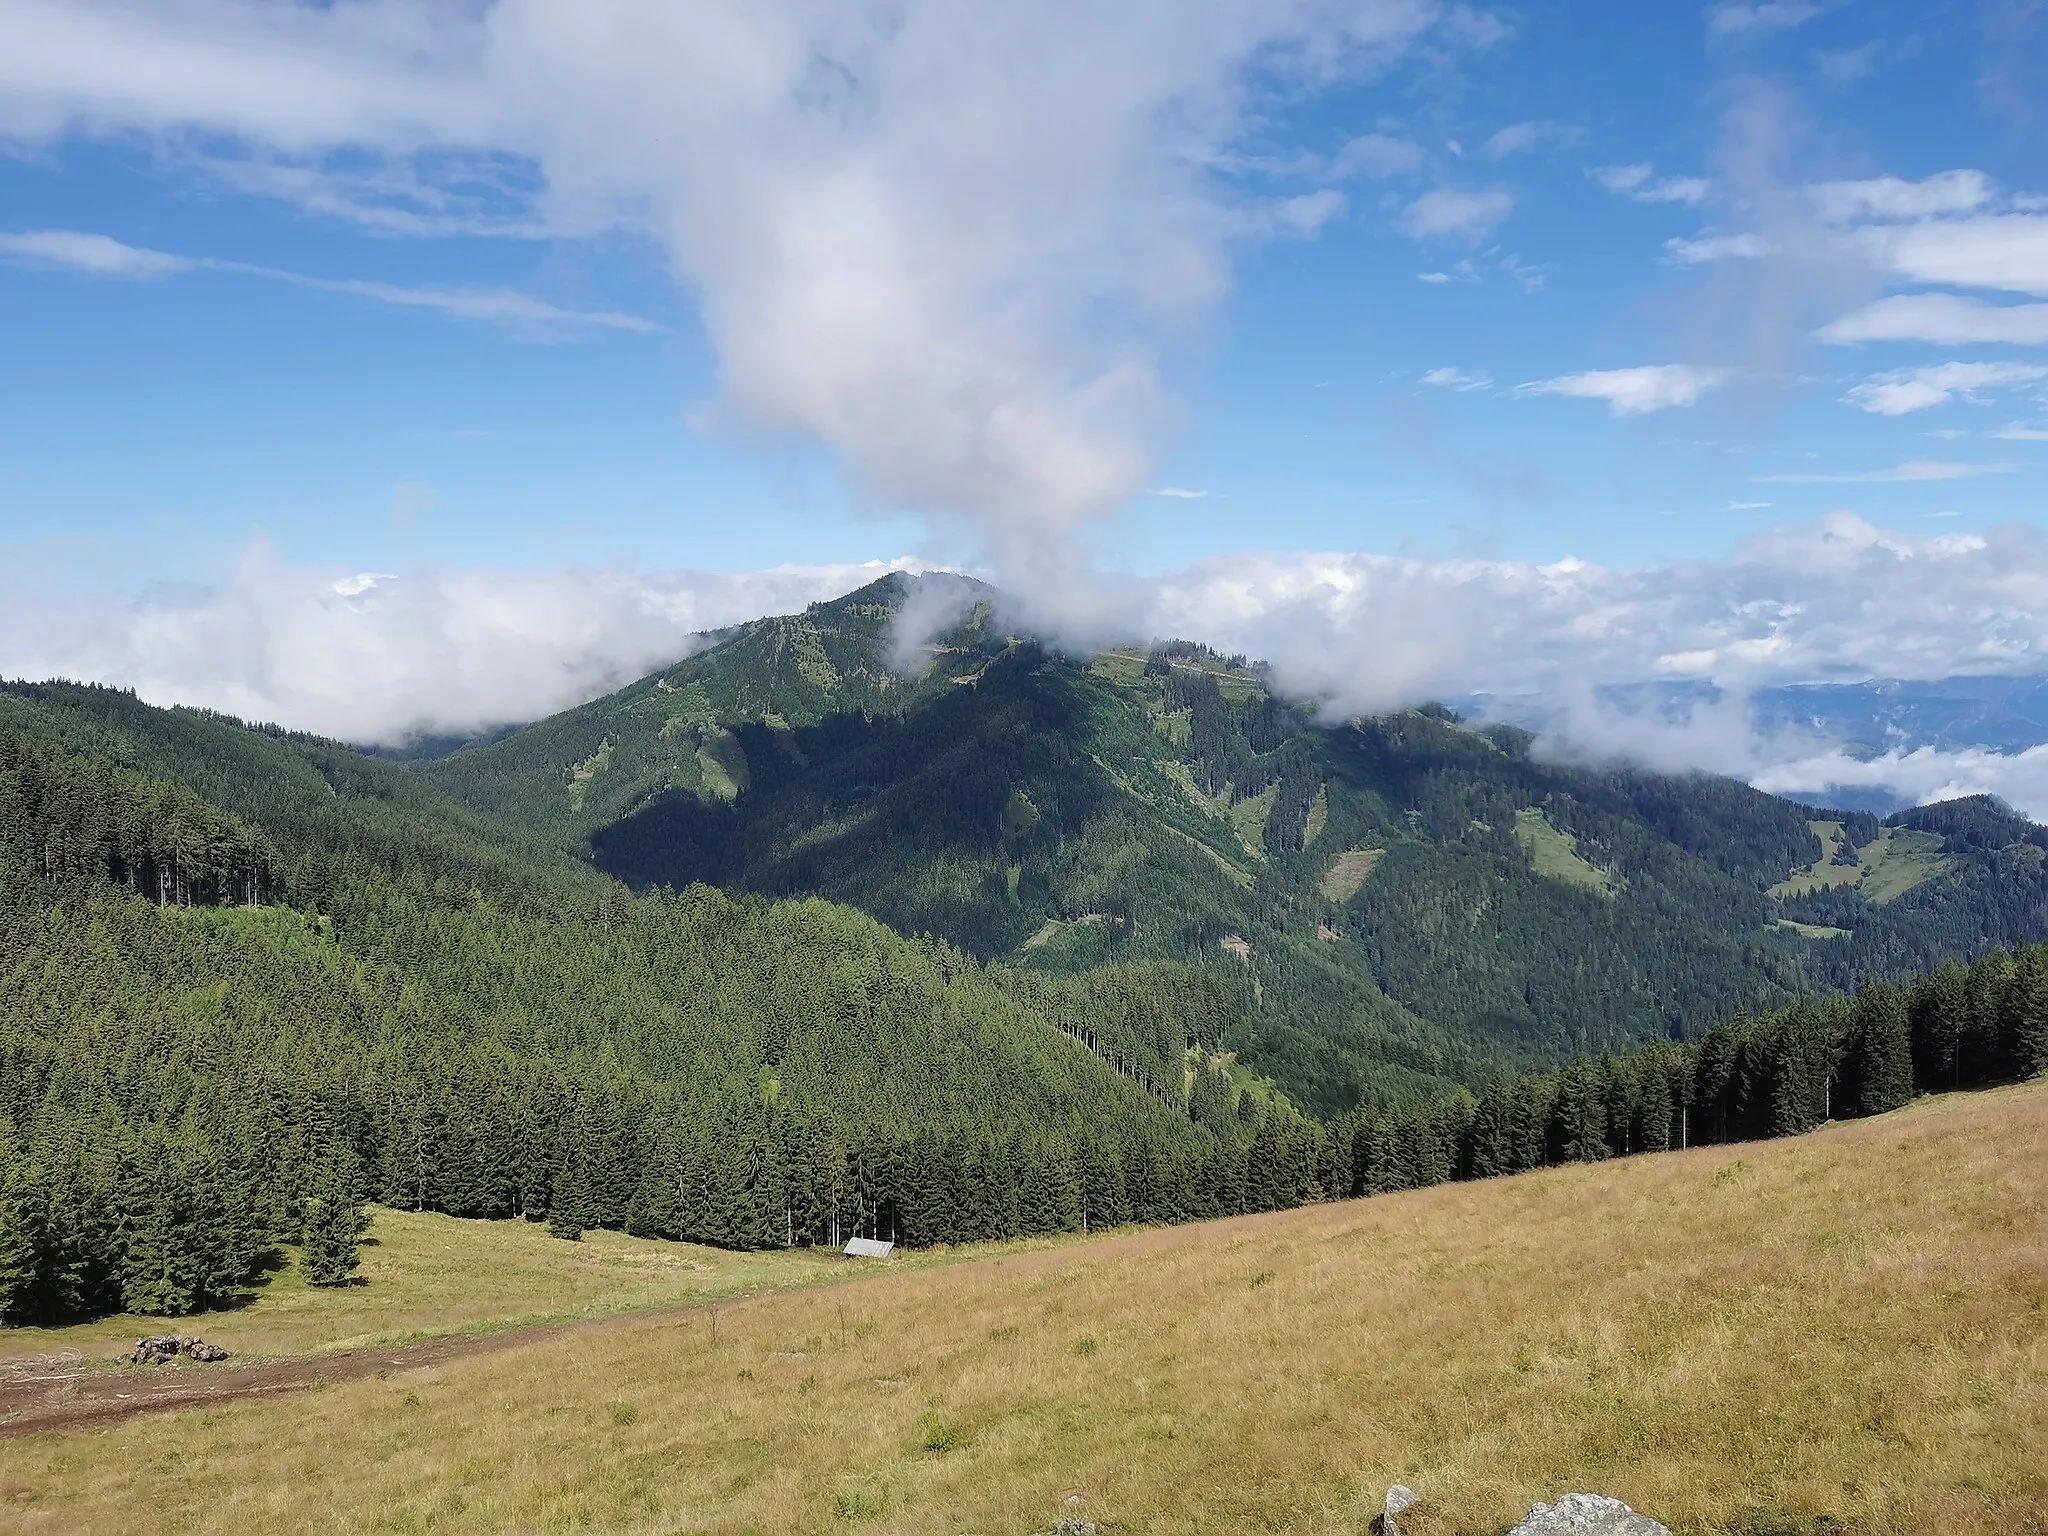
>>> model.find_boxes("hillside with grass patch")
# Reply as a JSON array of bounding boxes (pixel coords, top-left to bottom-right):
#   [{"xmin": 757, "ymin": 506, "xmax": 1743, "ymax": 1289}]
[{"xmin": 5, "ymin": 1083, "xmax": 2040, "ymax": 1535}]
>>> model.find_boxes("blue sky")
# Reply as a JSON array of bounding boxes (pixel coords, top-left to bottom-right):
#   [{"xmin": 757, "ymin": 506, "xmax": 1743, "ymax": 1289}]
[{"xmin": 3, "ymin": 0, "xmax": 2048, "ymax": 777}]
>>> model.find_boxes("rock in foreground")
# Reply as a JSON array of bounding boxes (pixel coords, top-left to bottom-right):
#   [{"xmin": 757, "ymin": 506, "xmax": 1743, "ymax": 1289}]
[{"xmin": 1509, "ymin": 1493, "xmax": 1671, "ymax": 1535}]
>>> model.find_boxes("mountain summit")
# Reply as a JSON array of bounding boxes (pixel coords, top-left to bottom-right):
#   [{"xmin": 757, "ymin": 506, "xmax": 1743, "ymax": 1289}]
[{"xmin": 420, "ymin": 577, "xmax": 2048, "ymax": 1114}]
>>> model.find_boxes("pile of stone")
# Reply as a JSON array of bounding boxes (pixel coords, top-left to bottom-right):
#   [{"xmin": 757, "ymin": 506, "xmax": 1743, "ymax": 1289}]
[{"xmin": 129, "ymin": 1336, "xmax": 232, "ymax": 1365}]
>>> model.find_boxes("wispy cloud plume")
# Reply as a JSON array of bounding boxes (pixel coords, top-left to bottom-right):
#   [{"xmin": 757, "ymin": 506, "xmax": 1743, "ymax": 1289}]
[
  {"xmin": 1518, "ymin": 363, "xmax": 1735, "ymax": 415},
  {"xmin": 0, "ymin": 227, "xmax": 661, "ymax": 331},
  {"xmin": 1845, "ymin": 361, "xmax": 2048, "ymax": 415},
  {"xmin": 1403, "ymin": 187, "xmax": 1516, "ymax": 239},
  {"xmin": 1594, "ymin": 163, "xmax": 1709, "ymax": 206},
  {"xmin": 1756, "ymin": 458, "xmax": 2016, "ymax": 483}
]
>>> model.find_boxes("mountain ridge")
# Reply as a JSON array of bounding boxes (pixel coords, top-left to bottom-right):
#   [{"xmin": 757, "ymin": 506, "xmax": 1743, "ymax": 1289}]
[{"xmin": 412, "ymin": 575, "xmax": 2048, "ymax": 1114}]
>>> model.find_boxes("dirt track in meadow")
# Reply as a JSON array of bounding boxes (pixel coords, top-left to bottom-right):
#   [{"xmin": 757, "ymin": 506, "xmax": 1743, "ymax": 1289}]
[
  {"xmin": 0, "ymin": 1295, "xmax": 759, "ymax": 1440},
  {"xmin": 0, "ymin": 1216, "xmax": 1219, "ymax": 1442}
]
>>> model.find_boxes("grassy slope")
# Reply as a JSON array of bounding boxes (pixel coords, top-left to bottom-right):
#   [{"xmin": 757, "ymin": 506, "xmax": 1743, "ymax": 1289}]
[{"xmin": 6, "ymin": 1083, "xmax": 2041, "ymax": 1535}]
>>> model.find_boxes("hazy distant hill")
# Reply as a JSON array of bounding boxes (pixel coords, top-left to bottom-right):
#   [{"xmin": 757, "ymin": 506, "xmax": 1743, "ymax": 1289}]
[{"xmin": 419, "ymin": 574, "xmax": 2048, "ymax": 1114}]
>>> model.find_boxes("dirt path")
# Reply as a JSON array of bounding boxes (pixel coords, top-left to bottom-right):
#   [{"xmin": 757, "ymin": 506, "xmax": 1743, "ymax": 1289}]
[{"xmin": 0, "ymin": 1295, "xmax": 753, "ymax": 1441}]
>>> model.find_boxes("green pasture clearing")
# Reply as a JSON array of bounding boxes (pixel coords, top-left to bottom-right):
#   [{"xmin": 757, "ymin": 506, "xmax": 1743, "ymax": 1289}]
[
  {"xmin": 1770, "ymin": 821, "xmax": 1950, "ymax": 905},
  {"xmin": 1512, "ymin": 809, "xmax": 1617, "ymax": 896}
]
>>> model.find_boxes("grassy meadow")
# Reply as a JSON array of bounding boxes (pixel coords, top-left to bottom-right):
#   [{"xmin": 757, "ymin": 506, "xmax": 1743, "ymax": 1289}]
[
  {"xmin": 0, "ymin": 1207, "xmax": 849, "ymax": 1363},
  {"xmin": 4, "ymin": 1083, "xmax": 2044, "ymax": 1535}
]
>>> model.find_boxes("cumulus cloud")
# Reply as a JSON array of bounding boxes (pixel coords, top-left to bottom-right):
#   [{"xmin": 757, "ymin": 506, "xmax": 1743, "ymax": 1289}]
[
  {"xmin": 1864, "ymin": 213, "xmax": 2048, "ymax": 297},
  {"xmin": 0, "ymin": 544, "xmax": 932, "ymax": 745},
  {"xmin": 1135, "ymin": 513, "xmax": 2048, "ymax": 723},
  {"xmin": 1403, "ymin": 186, "xmax": 1515, "ymax": 239},
  {"xmin": 17, "ymin": 515, "xmax": 2048, "ymax": 816},
  {"xmin": 1593, "ymin": 163, "xmax": 1709, "ymax": 205},
  {"xmin": 0, "ymin": 0, "xmax": 1465, "ymax": 588},
  {"xmin": 1748, "ymin": 742, "xmax": 2048, "ymax": 819},
  {"xmin": 0, "ymin": 227, "xmax": 660, "ymax": 331},
  {"xmin": 1518, "ymin": 363, "xmax": 1735, "ymax": 415},
  {"xmin": 1845, "ymin": 360, "xmax": 2048, "ymax": 415}
]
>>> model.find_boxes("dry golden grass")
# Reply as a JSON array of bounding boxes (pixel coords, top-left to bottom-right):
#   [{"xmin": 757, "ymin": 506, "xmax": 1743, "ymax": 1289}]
[
  {"xmin": 4, "ymin": 1084, "xmax": 2044, "ymax": 1535},
  {"xmin": 1, "ymin": 1206, "xmax": 846, "ymax": 1363}
]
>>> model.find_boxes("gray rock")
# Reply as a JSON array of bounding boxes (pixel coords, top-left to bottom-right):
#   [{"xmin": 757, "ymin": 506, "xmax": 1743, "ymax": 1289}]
[
  {"xmin": 1508, "ymin": 1493, "xmax": 1670, "ymax": 1536},
  {"xmin": 1382, "ymin": 1484, "xmax": 1419, "ymax": 1536}
]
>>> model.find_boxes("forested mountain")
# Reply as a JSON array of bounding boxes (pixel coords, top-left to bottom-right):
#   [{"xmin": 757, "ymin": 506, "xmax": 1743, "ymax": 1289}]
[
  {"xmin": 421, "ymin": 574, "xmax": 2048, "ymax": 1114},
  {"xmin": 3, "ymin": 664, "xmax": 2044, "ymax": 1326},
  {"xmin": 0, "ymin": 686, "xmax": 1298, "ymax": 1323}
]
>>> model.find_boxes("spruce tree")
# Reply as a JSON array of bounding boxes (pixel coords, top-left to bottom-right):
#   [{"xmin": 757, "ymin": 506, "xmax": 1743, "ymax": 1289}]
[
  {"xmin": 1552, "ymin": 1066, "xmax": 1610, "ymax": 1164},
  {"xmin": 303, "ymin": 1171, "xmax": 364, "ymax": 1286},
  {"xmin": 1999, "ymin": 949, "xmax": 2048, "ymax": 1081},
  {"xmin": 548, "ymin": 1162, "xmax": 590, "ymax": 1241},
  {"xmin": 0, "ymin": 1148, "xmax": 33, "ymax": 1322},
  {"xmin": 1845, "ymin": 984, "xmax": 1914, "ymax": 1116}
]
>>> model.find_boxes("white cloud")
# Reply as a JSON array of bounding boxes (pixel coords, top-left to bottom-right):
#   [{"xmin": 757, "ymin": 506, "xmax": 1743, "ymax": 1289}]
[
  {"xmin": 1992, "ymin": 424, "xmax": 2048, "ymax": 440},
  {"xmin": 0, "ymin": 227, "xmax": 193, "ymax": 276},
  {"xmin": 1130, "ymin": 513, "xmax": 2048, "ymax": 726},
  {"xmin": 0, "ymin": 227, "xmax": 661, "ymax": 331},
  {"xmin": 1729, "ymin": 500, "xmax": 1772, "ymax": 510},
  {"xmin": 0, "ymin": 544, "xmax": 936, "ymax": 744},
  {"xmin": 1266, "ymin": 189, "xmax": 1347, "ymax": 238},
  {"xmin": 1757, "ymin": 458, "xmax": 2016, "ymax": 483},
  {"xmin": 1810, "ymin": 170, "xmax": 1996, "ymax": 223},
  {"xmin": 18, "ymin": 516, "xmax": 2048, "ymax": 817},
  {"xmin": 1593, "ymin": 164, "xmax": 1709, "ymax": 206},
  {"xmin": 1750, "ymin": 744, "xmax": 2048, "ymax": 822},
  {"xmin": 1708, "ymin": 2, "xmax": 1821, "ymax": 37},
  {"xmin": 1403, "ymin": 186, "xmax": 1515, "ymax": 239},
  {"xmin": 1519, "ymin": 364, "xmax": 1735, "ymax": 415},
  {"xmin": 1665, "ymin": 232, "xmax": 1770, "ymax": 264},
  {"xmin": 1146, "ymin": 486, "xmax": 1208, "ymax": 499},
  {"xmin": 1861, "ymin": 214, "xmax": 2048, "ymax": 298},
  {"xmin": 1481, "ymin": 121, "xmax": 1580, "ymax": 159},
  {"xmin": 1330, "ymin": 133, "xmax": 1424, "ymax": 179},
  {"xmin": 1845, "ymin": 361, "xmax": 2048, "ymax": 415},
  {"xmin": 1820, "ymin": 292, "xmax": 2048, "ymax": 346},
  {"xmin": 0, "ymin": 0, "xmax": 1460, "ymax": 589},
  {"xmin": 1420, "ymin": 365, "xmax": 1492, "ymax": 390}
]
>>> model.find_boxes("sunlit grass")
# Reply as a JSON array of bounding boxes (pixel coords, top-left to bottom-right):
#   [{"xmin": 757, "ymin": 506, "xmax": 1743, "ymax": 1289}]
[{"xmin": 4, "ymin": 1083, "xmax": 2043, "ymax": 1534}]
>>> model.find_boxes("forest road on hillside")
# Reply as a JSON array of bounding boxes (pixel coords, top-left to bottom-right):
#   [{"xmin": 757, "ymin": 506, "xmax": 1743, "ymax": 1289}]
[{"xmin": 0, "ymin": 1294, "xmax": 764, "ymax": 1441}]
